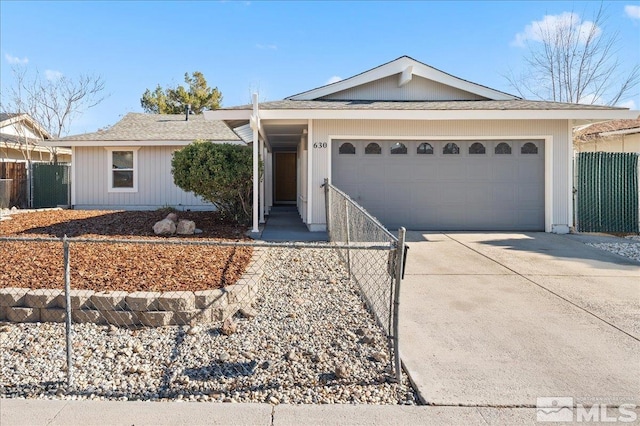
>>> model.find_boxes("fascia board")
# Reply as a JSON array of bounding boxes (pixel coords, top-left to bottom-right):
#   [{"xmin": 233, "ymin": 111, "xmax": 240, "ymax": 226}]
[
  {"xmin": 257, "ymin": 109, "xmax": 640, "ymax": 121},
  {"xmin": 409, "ymin": 67, "xmax": 517, "ymax": 100},
  {"xmin": 288, "ymin": 59, "xmax": 410, "ymax": 100},
  {"xmin": 287, "ymin": 56, "xmax": 518, "ymax": 101},
  {"xmin": 39, "ymin": 140, "xmax": 241, "ymax": 147}
]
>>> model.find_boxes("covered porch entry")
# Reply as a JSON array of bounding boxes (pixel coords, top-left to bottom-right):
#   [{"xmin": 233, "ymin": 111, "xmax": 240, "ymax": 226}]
[{"xmin": 210, "ymin": 97, "xmax": 314, "ymax": 234}]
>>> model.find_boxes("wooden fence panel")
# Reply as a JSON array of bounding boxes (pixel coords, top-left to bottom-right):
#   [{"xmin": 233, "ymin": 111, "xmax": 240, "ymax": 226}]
[{"xmin": 0, "ymin": 162, "xmax": 28, "ymax": 208}]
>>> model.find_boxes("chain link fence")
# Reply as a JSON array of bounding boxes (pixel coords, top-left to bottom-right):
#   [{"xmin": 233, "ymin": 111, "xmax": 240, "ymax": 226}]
[
  {"xmin": 0, "ymin": 234, "xmax": 412, "ymax": 403},
  {"xmin": 324, "ymin": 179, "xmax": 406, "ymax": 383}
]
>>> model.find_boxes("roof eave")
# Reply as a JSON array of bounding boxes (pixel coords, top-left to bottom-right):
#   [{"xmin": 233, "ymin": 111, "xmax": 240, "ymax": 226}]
[
  {"xmin": 252, "ymin": 108, "xmax": 639, "ymax": 121},
  {"xmin": 41, "ymin": 139, "xmax": 243, "ymax": 147}
]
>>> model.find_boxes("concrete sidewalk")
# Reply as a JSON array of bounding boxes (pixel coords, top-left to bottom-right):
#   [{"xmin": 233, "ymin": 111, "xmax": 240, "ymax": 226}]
[
  {"xmin": 0, "ymin": 399, "xmax": 543, "ymax": 425},
  {"xmin": 400, "ymin": 232, "xmax": 640, "ymax": 407}
]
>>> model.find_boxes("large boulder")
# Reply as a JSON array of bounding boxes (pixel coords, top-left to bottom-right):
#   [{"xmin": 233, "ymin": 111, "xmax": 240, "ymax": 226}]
[
  {"xmin": 166, "ymin": 212, "xmax": 178, "ymax": 223},
  {"xmin": 153, "ymin": 219, "xmax": 176, "ymax": 235},
  {"xmin": 176, "ymin": 219, "xmax": 196, "ymax": 235}
]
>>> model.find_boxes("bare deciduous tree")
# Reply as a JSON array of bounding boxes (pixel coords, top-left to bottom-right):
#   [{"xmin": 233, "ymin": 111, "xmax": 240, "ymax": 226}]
[
  {"xmin": 506, "ymin": 4, "xmax": 639, "ymax": 105},
  {"xmin": 1, "ymin": 65, "xmax": 107, "ymax": 162}
]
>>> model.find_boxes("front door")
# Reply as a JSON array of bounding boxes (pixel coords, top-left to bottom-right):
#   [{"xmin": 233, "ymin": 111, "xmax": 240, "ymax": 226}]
[{"xmin": 274, "ymin": 152, "xmax": 297, "ymax": 203}]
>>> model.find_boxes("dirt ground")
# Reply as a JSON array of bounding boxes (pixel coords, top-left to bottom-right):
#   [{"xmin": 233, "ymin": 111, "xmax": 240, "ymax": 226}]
[{"xmin": 0, "ymin": 210, "xmax": 253, "ymax": 292}]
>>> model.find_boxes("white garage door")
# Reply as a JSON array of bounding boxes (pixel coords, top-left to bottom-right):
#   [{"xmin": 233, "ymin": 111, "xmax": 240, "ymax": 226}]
[{"xmin": 332, "ymin": 139, "xmax": 545, "ymax": 231}]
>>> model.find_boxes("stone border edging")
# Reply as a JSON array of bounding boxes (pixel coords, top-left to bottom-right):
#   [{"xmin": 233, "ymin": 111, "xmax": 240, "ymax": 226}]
[{"xmin": 0, "ymin": 248, "xmax": 264, "ymax": 327}]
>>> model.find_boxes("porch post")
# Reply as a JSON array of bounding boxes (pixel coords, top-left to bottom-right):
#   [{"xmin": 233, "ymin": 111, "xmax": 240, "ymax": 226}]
[
  {"xmin": 259, "ymin": 139, "xmax": 265, "ymax": 224},
  {"xmin": 251, "ymin": 93, "xmax": 259, "ymax": 233}
]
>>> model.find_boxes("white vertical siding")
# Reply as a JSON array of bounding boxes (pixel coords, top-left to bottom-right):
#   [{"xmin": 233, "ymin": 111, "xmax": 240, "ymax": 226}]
[
  {"xmin": 320, "ymin": 75, "xmax": 487, "ymax": 101},
  {"xmin": 310, "ymin": 119, "xmax": 571, "ymax": 230},
  {"xmin": 74, "ymin": 146, "xmax": 213, "ymax": 210}
]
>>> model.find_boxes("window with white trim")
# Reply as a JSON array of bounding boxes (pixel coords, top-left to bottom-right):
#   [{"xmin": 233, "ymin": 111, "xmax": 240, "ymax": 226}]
[{"xmin": 107, "ymin": 148, "xmax": 138, "ymax": 192}]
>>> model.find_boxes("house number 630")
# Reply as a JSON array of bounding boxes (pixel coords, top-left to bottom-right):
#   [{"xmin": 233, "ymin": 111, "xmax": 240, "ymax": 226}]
[{"xmin": 313, "ymin": 142, "xmax": 327, "ymax": 148}]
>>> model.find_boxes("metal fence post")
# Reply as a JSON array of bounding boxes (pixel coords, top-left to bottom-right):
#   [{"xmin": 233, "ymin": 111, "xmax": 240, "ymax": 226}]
[
  {"xmin": 324, "ymin": 178, "xmax": 331, "ymax": 241},
  {"xmin": 345, "ymin": 199, "xmax": 351, "ymax": 278},
  {"xmin": 63, "ymin": 234, "xmax": 73, "ymax": 389},
  {"xmin": 392, "ymin": 227, "xmax": 406, "ymax": 383}
]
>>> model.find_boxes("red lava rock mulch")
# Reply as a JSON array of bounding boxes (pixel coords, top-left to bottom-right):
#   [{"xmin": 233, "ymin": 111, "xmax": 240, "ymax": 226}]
[{"xmin": 0, "ymin": 210, "xmax": 253, "ymax": 292}]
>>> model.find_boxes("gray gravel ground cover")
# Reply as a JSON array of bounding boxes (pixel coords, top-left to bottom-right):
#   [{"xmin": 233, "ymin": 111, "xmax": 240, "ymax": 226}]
[
  {"xmin": 585, "ymin": 235, "xmax": 640, "ymax": 263},
  {"xmin": 0, "ymin": 247, "xmax": 417, "ymax": 405}
]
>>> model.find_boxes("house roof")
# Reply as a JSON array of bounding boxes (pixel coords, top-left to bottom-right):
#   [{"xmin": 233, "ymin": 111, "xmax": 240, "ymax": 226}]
[
  {"xmin": 0, "ymin": 113, "xmax": 22, "ymax": 123},
  {"xmin": 50, "ymin": 113, "xmax": 241, "ymax": 146},
  {"xmin": 0, "ymin": 112, "xmax": 52, "ymax": 140},
  {"xmin": 0, "ymin": 133, "xmax": 72, "ymax": 156},
  {"xmin": 222, "ymin": 99, "xmax": 628, "ymax": 111},
  {"xmin": 286, "ymin": 56, "xmax": 519, "ymax": 101},
  {"xmin": 578, "ymin": 118, "xmax": 640, "ymax": 136}
]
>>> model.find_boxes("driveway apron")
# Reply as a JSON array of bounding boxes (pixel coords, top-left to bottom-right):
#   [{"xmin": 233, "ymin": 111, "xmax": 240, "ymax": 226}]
[{"xmin": 399, "ymin": 232, "xmax": 640, "ymax": 407}]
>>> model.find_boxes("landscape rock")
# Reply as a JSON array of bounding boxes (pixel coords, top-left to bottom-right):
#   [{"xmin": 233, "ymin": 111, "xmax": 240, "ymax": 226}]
[
  {"xmin": 221, "ymin": 317, "xmax": 237, "ymax": 335},
  {"xmin": 335, "ymin": 364, "xmax": 350, "ymax": 379},
  {"xmin": 372, "ymin": 351, "xmax": 388, "ymax": 363},
  {"xmin": 176, "ymin": 220, "xmax": 196, "ymax": 235},
  {"xmin": 153, "ymin": 219, "xmax": 176, "ymax": 235},
  {"xmin": 166, "ymin": 213, "xmax": 178, "ymax": 223},
  {"xmin": 239, "ymin": 307, "xmax": 258, "ymax": 318}
]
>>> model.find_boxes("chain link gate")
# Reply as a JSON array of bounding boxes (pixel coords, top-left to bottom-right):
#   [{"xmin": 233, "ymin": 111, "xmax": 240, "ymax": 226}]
[{"xmin": 324, "ymin": 179, "xmax": 407, "ymax": 383}]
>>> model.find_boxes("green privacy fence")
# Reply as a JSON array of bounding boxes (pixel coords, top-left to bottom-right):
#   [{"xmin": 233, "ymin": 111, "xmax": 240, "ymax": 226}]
[
  {"xmin": 576, "ymin": 152, "xmax": 639, "ymax": 233},
  {"xmin": 32, "ymin": 163, "xmax": 70, "ymax": 208}
]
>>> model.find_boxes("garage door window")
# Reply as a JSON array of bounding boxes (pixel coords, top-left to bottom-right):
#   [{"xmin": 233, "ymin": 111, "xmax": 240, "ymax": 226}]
[
  {"xmin": 469, "ymin": 142, "xmax": 486, "ymax": 155},
  {"xmin": 339, "ymin": 142, "xmax": 356, "ymax": 154},
  {"xmin": 390, "ymin": 142, "xmax": 407, "ymax": 154},
  {"xmin": 443, "ymin": 142, "xmax": 460, "ymax": 155},
  {"xmin": 495, "ymin": 142, "xmax": 512, "ymax": 155},
  {"xmin": 521, "ymin": 142, "xmax": 538, "ymax": 154},
  {"xmin": 365, "ymin": 143, "xmax": 381, "ymax": 154},
  {"xmin": 417, "ymin": 142, "xmax": 434, "ymax": 154}
]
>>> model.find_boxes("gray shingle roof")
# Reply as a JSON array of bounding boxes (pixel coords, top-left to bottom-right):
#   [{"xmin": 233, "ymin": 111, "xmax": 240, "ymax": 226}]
[
  {"xmin": 223, "ymin": 99, "xmax": 628, "ymax": 111},
  {"xmin": 59, "ymin": 113, "xmax": 240, "ymax": 142},
  {"xmin": 0, "ymin": 113, "xmax": 21, "ymax": 123},
  {"xmin": 580, "ymin": 118, "xmax": 640, "ymax": 135}
]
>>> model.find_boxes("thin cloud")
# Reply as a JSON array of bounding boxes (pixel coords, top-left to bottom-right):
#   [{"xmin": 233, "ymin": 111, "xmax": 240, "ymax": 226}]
[
  {"xmin": 618, "ymin": 99, "xmax": 637, "ymax": 109},
  {"xmin": 45, "ymin": 69, "xmax": 63, "ymax": 81},
  {"xmin": 326, "ymin": 76, "xmax": 342, "ymax": 85},
  {"xmin": 5, "ymin": 53, "xmax": 28, "ymax": 64},
  {"xmin": 578, "ymin": 93, "xmax": 601, "ymax": 105},
  {"xmin": 625, "ymin": 5, "xmax": 640, "ymax": 19},
  {"xmin": 256, "ymin": 43, "xmax": 277, "ymax": 50},
  {"xmin": 511, "ymin": 12, "xmax": 600, "ymax": 47}
]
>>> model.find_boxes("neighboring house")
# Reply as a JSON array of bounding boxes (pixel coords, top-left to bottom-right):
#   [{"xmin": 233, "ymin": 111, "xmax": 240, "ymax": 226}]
[
  {"xmin": 206, "ymin": 56, "xmax": 638, "ymax": 233},
  {"xmin": 0, "ymin": 113, "xmax": 71, "ymax": 163},
  {"xmin": 574, "ymin": 119, "xmax": 640, "ymax": 152},
  {"xmin": 43, "ymin": 112, "xmax": 241, "ymax": 211}
]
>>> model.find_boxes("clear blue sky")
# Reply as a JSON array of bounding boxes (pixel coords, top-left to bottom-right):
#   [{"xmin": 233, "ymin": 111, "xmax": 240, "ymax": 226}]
[{"xmin": 1, "ymin": 1, "xmax": 639, "ymax": 135}]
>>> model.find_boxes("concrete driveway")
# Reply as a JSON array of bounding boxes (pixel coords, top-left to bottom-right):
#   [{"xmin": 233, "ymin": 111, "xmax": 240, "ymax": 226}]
[{"xmin": 399, "ymin": 232, "xmax": 640, "ymax": 407}]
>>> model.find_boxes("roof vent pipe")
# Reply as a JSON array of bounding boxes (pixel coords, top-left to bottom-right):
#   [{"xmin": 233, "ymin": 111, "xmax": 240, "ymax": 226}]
[{"xmin": 185, "ymin": 104, "xmax": 191, "ymax": 121}]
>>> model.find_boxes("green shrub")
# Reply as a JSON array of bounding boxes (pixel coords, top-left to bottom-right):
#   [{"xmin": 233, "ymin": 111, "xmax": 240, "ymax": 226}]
[{"xmin": 172, "ymin": 141, "xmax": 255, "ymax": 224}]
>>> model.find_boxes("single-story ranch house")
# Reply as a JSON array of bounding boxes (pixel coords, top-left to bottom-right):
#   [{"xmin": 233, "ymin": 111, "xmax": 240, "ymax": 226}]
[
  {"xmin": 205, "ymin": 56, "xmax": 638, "ymax": 234},
  {"xmin": 45, "ymin": 56, "xmax": 638, "ymax": 233},
  {"xmin": 45, "ymin": 113, "xmax": 241, "ymax": 210}
]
